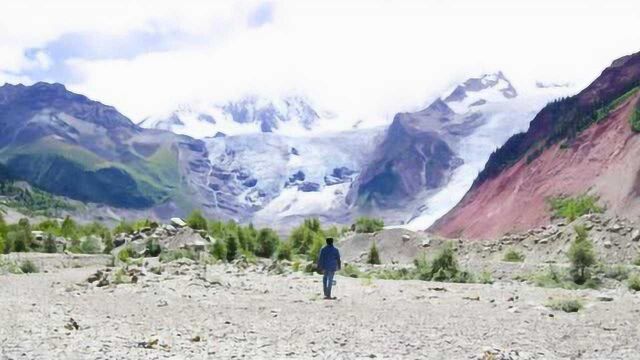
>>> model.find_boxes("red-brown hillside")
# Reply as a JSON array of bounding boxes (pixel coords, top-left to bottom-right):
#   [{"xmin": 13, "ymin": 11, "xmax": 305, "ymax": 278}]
[{"xmin": 431, "ymin": 51, "xmax": 640, "ymax": 239}]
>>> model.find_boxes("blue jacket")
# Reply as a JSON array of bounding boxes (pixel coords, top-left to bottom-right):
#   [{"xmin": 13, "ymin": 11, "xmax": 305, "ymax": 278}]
[{"xmin": 318, "ymin": 245, "xmax": 341, "ymax": 272}]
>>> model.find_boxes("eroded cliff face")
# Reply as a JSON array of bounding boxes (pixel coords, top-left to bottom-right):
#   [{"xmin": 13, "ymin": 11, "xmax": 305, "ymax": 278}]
[{"xmin": 431, "ymin": 51, "xmax": 640, "ymax": 240}]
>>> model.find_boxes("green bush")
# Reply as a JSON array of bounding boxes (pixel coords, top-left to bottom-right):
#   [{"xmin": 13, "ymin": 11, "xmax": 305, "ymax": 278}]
[
  {"xmin": 628, "ymin": 273, "xmax": 640, "ymax": 291},
  {"xmin": 308, "ymin": 234, "xmax": 325, "ymax": 264},
  {"xmin": 44, "ymin": 234, "xmax": 58, "ymax": 253},
  {"xmin": 255, "ymin": 228, "xmax": 279, "ymax": 258},
  {"xmin": 546, "ymin": 298, "xmax": 583, "ymax": 313},
  {"xmin": 477, "ymin": 270, "xmax": 494, "ymax": 284},
  {"xmin": 225, "ymin": 234, "xmax": 239, "ymax": 262},
  {"xmin": 367, "ymin": 242, "xmax": 381, "ymax": 265},
  {"xmin": 146, "ymin": 240, "xmax": 162, "ymax": 257},
  {"xmin": 60, "ymin": 216, "xmax": 78, "ymax": 239},
  {"xmin": 568, "ymin": 225, "xmax": 596, "ymax": 284},
  {"xmin": 211, "ymin": 240, "xmax": 227, "ymax": 261},
  {"xmin": 503, "ymin": 249, "xmax": 525, "ymax": 262},
  {"xmin": 117, "ymin": 246, "xmax": 134, "ymax": 263},
  {"xmin": 276, "ymin": 241, "xmax": 293, "ymax": 261},
  {"xmin": 80, "ymin": 236, "xmax": 102, "ymax": 254},
  {"xmin": 102, "ymin": 233, "xmax": 114, "ymax": 254},
  {"xmin": 411, "ymin": 242, "xmax": 471, "ymax": 283},
  {"xmin": 0, "ymin": 234, "xmax": 5, "ymax": 254},
  {"xmin": 355, "ymin": 217, "xmax": 384, "ymax": 233},
  {"xmin": 19, "ymin": 259, "xmax": 39, "ymax": 274},
  {"xmin": 186, "ymin": 210, "xmax": 208, "ymax": 230},
  {"xmin": 549, "ymin": 194, "xmax": 603, "ymax": 222}
]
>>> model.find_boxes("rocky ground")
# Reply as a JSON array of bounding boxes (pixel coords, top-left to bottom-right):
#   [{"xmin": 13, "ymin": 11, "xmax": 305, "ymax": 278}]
[{"xmin": 1, "ymin": 249, "xmax": 640, "ymax": 359}]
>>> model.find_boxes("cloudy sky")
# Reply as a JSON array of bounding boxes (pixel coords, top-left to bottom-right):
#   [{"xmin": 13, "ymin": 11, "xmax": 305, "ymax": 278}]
[{"xmin": 2, "ymin": 0, "xmax": 640, "ymax": 124}]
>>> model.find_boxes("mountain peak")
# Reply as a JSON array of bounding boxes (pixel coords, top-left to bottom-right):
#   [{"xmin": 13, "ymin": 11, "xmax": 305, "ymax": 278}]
[{"xmin": 442, "ymin": 72, "xmax": 517, "ymax": 114}]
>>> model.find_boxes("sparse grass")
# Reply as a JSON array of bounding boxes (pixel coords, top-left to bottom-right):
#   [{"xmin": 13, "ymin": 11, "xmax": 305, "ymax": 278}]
[
  {"xmin": 339, "ymin": 263, "xmax": 363, "ymax": 278},
  {"xmin": 0, "ymin": 258, "xmax": 22, "ymax": 274},
  {"xmin": 159, "ymin": 249, "xmax": 197, "ymax": 263},
  {"xmin": 549, "ymin": 194, "xmax": 603, "ymax": 222},
  {"xmin": 600, "ymin": 264, "xmax": 630, "ymax": 281},
  {"xmin": 113, "ymin": 267, "xmax": 128, "ymax": 284},
  {"xmin": 19, "ymin": 259, "xmax": 38, "ymax": 274},
  {"xmin": 628, "ymin": 273, "xmax": 640, "ymax": 291},
  {"xmin": 503, "ymin": 249, "xmax": 525, "ymax": 262},
  {"xmin": 477, "ymin": 270, "xmax": 494, "ymax": 284},
  {"xmin": 546, "ymin": 298, "xmax": 583, "ymax": 313},
  {"xmin": 529, "ymin": 266, "xmax": 600, "ymax": 290}
]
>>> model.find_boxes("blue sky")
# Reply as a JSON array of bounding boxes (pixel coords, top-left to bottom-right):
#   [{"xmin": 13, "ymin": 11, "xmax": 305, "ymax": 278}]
[{"xmin": 2, "ymin": 0, "xmax": 640, "ymax": 123}]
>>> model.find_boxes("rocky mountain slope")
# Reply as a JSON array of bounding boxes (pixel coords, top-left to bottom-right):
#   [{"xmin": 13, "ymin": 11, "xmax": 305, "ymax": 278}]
[
  {"xmin": 0, "ymin": 82, "xmax": 216, "ymax": 217},
  {"xmin": 350, "ymin": 73, "xmax": 569, "ymax": 227},
  {"xmin": 432, "ymin": 51, "xmax": 640, "ymax": 239}
]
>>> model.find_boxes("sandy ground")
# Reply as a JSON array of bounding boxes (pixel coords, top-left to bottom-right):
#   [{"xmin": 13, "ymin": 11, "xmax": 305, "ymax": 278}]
[{"xmin": 1, "ymin": 255, "xmax": 640, "ymax": 360}]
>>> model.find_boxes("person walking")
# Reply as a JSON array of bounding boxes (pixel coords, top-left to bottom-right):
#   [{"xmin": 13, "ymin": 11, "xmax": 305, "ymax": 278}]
[{"xmin": 317, "ymin": 237, "xmax": 341, "ymax": 299}]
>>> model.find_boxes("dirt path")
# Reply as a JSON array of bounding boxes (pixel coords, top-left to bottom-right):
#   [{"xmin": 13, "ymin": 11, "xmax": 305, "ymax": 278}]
[{"xmin": 1, "ymin": 258, "xmax": 639, "ymax": 359}]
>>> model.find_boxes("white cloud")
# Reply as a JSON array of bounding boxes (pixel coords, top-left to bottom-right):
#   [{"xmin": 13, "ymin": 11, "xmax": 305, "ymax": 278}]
[{"xmin": 2, "ymin": 0, "xmax": 640, "ymax": 124}]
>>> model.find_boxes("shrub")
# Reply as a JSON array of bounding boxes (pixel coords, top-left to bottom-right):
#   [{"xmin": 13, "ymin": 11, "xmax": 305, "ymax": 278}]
[
  {"xmin": 477, "ymin": 270, "xmax": 494, "ymax": 284},
  {"xmin": 146, "ymin": 239, "xmax": 162, "ymax": 257},
  {"xmin": 211, "ymin": 240, "xmax": 227, "ymax": 261},
  {"xmin": 568, "ymin": 225, "xmax": 596, "ymax": 284},
  {"xmin": 80, "ymin": 236, "xmax": 102, "ymax": 254},
  {"xmin": 225, "ymin": 234, "xmax": 239, "ymax": 262},
  {"xmin": 186, "ymin": 210, "xmax": 208, "ymax": 230},
  {"xmin": 367, "ymin": 242, "xmax": 381, "ymax": 265},
  {"xmin": 503, "ymin": 249, "xmax": 525, "ymax": 262},
  {"xmin": 355, "ymin": 217, "xmax": 384, "ymax": 233},
  {"xmin": 237, "ymin": 226, "xmax": 256, "ymax": 253},
  {"xmin": 549, "ymin": 194, "xmax": 603, "ymax": 222},
  {"xmin": 159, "ymin": 249, "xmax": 197, "ymax": 263},
  {"xmin": 19, "ymin": 259, "xmax": 39, "ymax": 274},
  {"xmin": 546, "ymin": 298, "xmax": 583, "ymax": 313},
  {"xmin": 289, "ymin": 225, "xmax": 316, "ymax": 255},
  {"xmin": 628, "ymin": 273, "xmax": 640, "ymax": 291},
  {"xmin": 7, "ymin": 230, "xmax": 28, "ymax": 252},
  {"xmin": 103, "ymin": 233, "xmax": 114, "ymax": 254},
  {"xmin": 44, "ymin": 234, "xmax": 57, "ymax": 253},
  {"xmin": 117, "ymin": 246, "xmax": 134, "ymax": 263},
  {"xmin": 308, "ymin": 234, "xmax": 325, "ymax": 264},
  {"xmin": 60, "ymin": 216, "xmax": 78, "ymax": 239},
  {"xmin": 255, "ymin": 228, "xmax": 279, "ymax": 258},
  {"xmin": 411, "ymin": 242, "xmax": 472, "ymax": 283},
  {"xmin": 113, "ymin": 268, "xmax": 127, "ymax": 284},
  {"xmin": 276, "ymin": 241, "xmax": 293, "ymax": 261}
]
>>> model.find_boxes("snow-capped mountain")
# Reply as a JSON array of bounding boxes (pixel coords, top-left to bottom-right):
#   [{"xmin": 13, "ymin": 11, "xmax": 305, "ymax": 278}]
[
  {"xmin": 129, "ymin": 72, "xmax": 576, "ymax": 231},
  {"xmin": 139, "ymin": 96, "xmax": 330, "ymax": 138},
  {"xmin": 393, "ymin": 72, "xmax": 577, "ymax": 230}
]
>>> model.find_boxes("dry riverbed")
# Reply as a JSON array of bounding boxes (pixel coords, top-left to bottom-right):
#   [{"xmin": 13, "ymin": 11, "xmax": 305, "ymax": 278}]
[{"xmin": 1, "ymin": 254, "xmax": 639, "ymax": 359}]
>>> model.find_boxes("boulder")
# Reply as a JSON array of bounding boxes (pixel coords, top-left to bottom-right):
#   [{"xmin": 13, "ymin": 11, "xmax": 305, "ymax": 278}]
[{"xmin": 171, "ymin": 218, "xmax": 187, "ymax": 228}]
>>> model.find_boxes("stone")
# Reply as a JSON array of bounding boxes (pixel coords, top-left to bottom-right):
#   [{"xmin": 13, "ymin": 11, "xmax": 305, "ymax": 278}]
[
  {"xmin": 631, "ymin": 229, "xmax": 640, "ymax": 242},
  {"xmin": 171, "ymin": 218, "xmax": 187, "ymax": 228},
  {"xmin": 604, "ymin": 241, "xmax": 612, "ymax": 249}
]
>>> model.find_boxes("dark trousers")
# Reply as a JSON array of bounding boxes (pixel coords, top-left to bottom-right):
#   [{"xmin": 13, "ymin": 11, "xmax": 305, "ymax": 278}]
[{"xmin": 322, "ymin": 271, "xmax": 335, "ymax": 298}]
